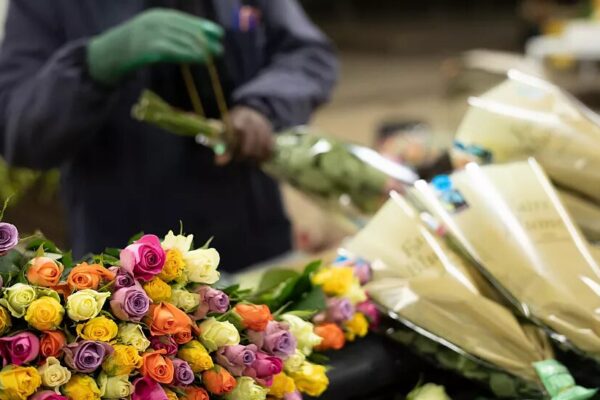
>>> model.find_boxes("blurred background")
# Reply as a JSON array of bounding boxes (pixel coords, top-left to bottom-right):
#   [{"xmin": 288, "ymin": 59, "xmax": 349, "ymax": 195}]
[{"xmin": 1, "ymin": 0, "xmax": 598, "ymax": 254}]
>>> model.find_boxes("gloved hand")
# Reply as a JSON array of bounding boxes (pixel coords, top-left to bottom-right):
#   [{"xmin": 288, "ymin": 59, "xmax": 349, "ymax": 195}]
[{"xmin": 87, "ymin": 9, "xmax": 223, "ymax": 86}]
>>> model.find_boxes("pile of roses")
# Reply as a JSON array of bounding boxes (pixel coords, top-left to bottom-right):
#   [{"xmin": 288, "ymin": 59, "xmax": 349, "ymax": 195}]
[{"xmin": 0, "ymin": 221, "xmax": 337, "ymax": 400}]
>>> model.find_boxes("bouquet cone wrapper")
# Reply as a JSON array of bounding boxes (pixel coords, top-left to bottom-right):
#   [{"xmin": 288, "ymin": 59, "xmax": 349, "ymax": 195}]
[
  {"xmin": 345, "ymin": 193, "xmax": 551, "ymax": 383},
  {"xmin": 413, "ymin": 159, "xmax": 600, "ymax": 359},
  {"xmin": 452, "ymin": 70, "xmax": 600, "ymax": 204}
]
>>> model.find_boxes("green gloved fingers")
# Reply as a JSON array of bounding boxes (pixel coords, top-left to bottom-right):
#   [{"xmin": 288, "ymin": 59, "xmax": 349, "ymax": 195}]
[{"xmin": 87, "ymin": 8, "xmax": 224, "ymax": 86}]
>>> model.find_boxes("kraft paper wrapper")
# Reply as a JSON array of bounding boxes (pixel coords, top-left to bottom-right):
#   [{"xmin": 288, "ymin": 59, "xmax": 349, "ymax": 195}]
[
  {"xmin": 346, "ymin": 194, "xmax": 551, "ymax": 381},
  {"xmin": 452, "ymin": 70, "xmax": 600, "ymax": 203},
  {"xmin": 413, "ymin": 159, "xmax": 600, "ymax": 358}
]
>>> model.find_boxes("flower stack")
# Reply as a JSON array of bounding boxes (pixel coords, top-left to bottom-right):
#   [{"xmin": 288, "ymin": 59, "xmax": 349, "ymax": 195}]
[{"xmin": 0, "ymin": 222, "xmax": 335, "ymax": 400}]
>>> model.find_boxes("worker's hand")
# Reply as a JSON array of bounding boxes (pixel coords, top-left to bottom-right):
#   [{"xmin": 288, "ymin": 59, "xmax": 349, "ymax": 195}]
[
  {"xmin": 216, "ymin": 106, "xmax": 274, "ymax": 165},
  {"xmin": 87, "ymin": 9, "xmax": 223, "ymax": 86}
]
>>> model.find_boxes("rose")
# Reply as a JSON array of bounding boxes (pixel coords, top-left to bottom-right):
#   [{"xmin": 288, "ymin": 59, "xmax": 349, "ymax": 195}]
[
  {"xmin": 142, "ymin": 277, "xmax": 172, "ymax": 303},
  {"xmin": 40, "ymin": 330, "xmax": 66, "ymax": 358},
  {"xmin": 0, "ymin": 305, "xmax": 11, "ymax": 335},
  {"xmin": 132, "ymin": 375, "xmax": 168, "ymax": 400},
  {"xmin": 120, "ymin": 234, "xmax": 166, "ymax": 282},
  {"xmin": 150, "ymin": 335, "xmax": 178, "ymax": 356},
  {"xmin": 199, "ymin": 317, "xmax": 240, "ymax": 352},
  {"xmin": 26, "ymin": 257, "xmax": 63, "ymax": 287},
  {"xmin": 202, "ymin": 366, "xmax": 237, "ymax": 395},
  {"xmin": 216, "ymin": 344, "xmax": 257, "ymax": 376},
  {"xmin": 97, "ymin": 372, "xmax": 134, "ymax": 399},
  {"xmin": 64, "ymin": 340, "xmax": 113, "ymax": 373},
  {"xmin": 351, "ymin": 259, "xmax": 372, "ymax": 285},
  {"xmin": 172, "ymin": 358, "xmax": 195, "ymax": 386},
  {"xmin": 182, "ymin": 387, "xmax": 210, "ymax": 400},
  {"xmin": 66, "ymin": 289, "xmax": 110, "ymax": 322},
  {"xmin": 170, "ymin": 288, "xmax": 200, "ymax": 313},
  {"xmin": 140, "ymin": 349, "xmax": 174, "ymax": 384},
  {"xmin": 110, "ymin": 267, "xmax": 136, "ymax": 289},
  {"xmin": 0, "ymin": 222, "xmax": 18, "ymax": 255},
  {"xmin": 284, "ymin": 391, "xmax": 303, "ymax": 400},
  {"xmin": 0, "ymin": 283, "xmax": 37, "ymax": 318},
  {"xmin": 288, "ymin": 361, "xmax": 329, "ymax": 397},
  {"xmin": 243, "ymin": 351, "xmax": 283, "ymax": 387},
  {"xmin": 344, "ymin": 312, "xmax": 369, "ymax": 341},
  {"xmin": 164, "ymin": 389, "xmax": 180, "ymax": 400},
  {"xmin": 407, "ymin": 383, "xmax": 452, "ymax": 400},
  {"xmin": 324, "ymin": 297, "xmax": 354, "ymax": 323},
  {"xmin": 62, "ymin": 374, "xmax": 101, "ymax": 400},
  {"xmin": 356, "ymin": 300, "xmax": 381, "ymax": 329},
  {"xmin": 37, "ymin": 356, "xmax": 71, "ymax": 389},
  {"xmin": 159, "ymin": 248, "xmax": 185, "ymax": 282},
  {"xmin": 268, "ymin": 372, "xmax": 296, "ymax": 398},
  {"xmin": 67, "ymin": 262, "xmax": 115, "ymax": 291},
  {"xmin": 178, "ymin": 340, "xmax": 214, "ymax": 373},
  {"xmin": 280, "ymin": 314, "xmax": 322, "ymax": 356},
  {"xmin": 185, "ymin": 248, "xmax": 220, "ymax": 284},
  {"xmin": 233, "ymin": 303, "xmax": 272, "ymax": 331},
  {"xmin": 312, "ymin": 267, "xmax": 354, "ymax": 296},
  {"xmin": 248, "ymin": 321, "xmax": 296, "ymax": 359},
  {"xmin": 283, "ymin": 350, "xmax": 305, "ymax": 374},
  {"xmin": 346, "ymin": 279, "xmax": 367, "ymax": 304},
  {"xmin": 225, "ymin": 376, "xmax": 269, "ymax": 400},
  {"xmin": 146, "ymin": 302, "xmax": 192, "ymax": 336},
  {"xmin": 314, "ymin": 323, "xmax": 345, "ymax": 351},
  {"xmin": 117, "ymin": 323, "xmax": 150, "ymax": 352},
  {"xmin": 0, "ymin": 365, "xmax": 41, "ymax": 400},
  {"xmin": 76, "ymin": 316, "xmax": 118, "ymax": 342},
  {"xmin": 30, "ymin": 391, "xmax": 68, "ymax": 400},
  {"xmin": 0, "ymin": 332, "xmax": 40, "ymax": 366},
  {"xmin": 110, "ymin": 283, "xmax": 150, "ymax": 322},
  {"xmin": 24, "ymin": 296, "xmax": 64, "ymax": 331},
  {"xmin": 102, "ymin": 344, "xmax": 142, "ymax": 376},
  {"xmin": 173, "ymin": 328, "xmax": 193, "ymax": 345},
  {"xmin": 193, "ymin": 286, "xmax": 229, "ymax": 320}
]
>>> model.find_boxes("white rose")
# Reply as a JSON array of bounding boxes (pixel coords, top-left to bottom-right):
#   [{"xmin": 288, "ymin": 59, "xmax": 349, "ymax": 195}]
[
  {"xmin": 98, "ymin": 372, "xmax": 134, "ymax": 399},
  {"xmin": 281, "ymin": 314, "xmax": 322, "ymax": 355},
  {"xmin": 185, "ymin": 248, "xmax": 220, "ymax": 284},
  {"xmin": 38, "ymin": 356, "xmax": 71, "ymax": 389},
  {"xmin": 284, "ymin": 349, "xmax": 306, "ymax": 374},
  {"xmin": 117, "ymin": 323, "xmax": 150, "ymax": 352},
  {"xmin": 161, "ymin": 231, "xmax": 193, "ymax": 253},
  {"xmin": 170, "ymin": 289, "xmax": 200, "ymax": 312},
  {"xmin": 407, "ymin": 384, "xmax": 451, "ymax": 400}
]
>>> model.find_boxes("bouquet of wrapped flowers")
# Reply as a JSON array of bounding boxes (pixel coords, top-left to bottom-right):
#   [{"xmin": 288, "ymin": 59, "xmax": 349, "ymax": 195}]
[
  {"xmin": 131, "ymin": 90, "xmax": 417, "ymax": 219},
  {"xmin": 0, "ymin": 219, "xmax": 334, "ymax": 400}
]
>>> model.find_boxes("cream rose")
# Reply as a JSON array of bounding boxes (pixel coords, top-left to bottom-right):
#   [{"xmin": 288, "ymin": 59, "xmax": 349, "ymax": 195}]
[
  {"xmin": 97, "ymin": 372, "xmax": 134, "ymax": 399},
  {"xmin": 117, "ymin": 322, "xmax": 150, "ymax": 352},
  {"xmin": 198, "ymin": 317, "xmax": 240, "ymax": 352},
  {"xmin": 280, "ymin": 314, "xmax": 322, "ymax": 355},
  {"xmin": 66, "ymin": 289, "xmax": 110, "ymax": 322},
  {"xmin": 38, "ymin": 356, "xmax": 71, "ymax": 389}
]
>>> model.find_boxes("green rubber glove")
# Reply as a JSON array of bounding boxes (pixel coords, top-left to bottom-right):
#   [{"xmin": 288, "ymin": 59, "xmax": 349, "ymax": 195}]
[{"xmin": 87, "ymin": 8, "xmax": 223, "ymax": 85}]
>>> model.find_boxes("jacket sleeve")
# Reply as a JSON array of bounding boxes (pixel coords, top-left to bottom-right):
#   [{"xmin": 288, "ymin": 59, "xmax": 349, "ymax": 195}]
[
  {"xmin": 231, "ymin": 0, "xmax": 338, "ymax": 131},
  {"xmin": 0, "ymin": 1, "xmax": 118, "ymax": 170}
]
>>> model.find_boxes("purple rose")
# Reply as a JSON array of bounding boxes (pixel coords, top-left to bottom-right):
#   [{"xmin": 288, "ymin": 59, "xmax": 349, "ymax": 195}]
[
  {"xmin": 64, "ymin": 340, "xmax": 113, "ymax": 373},
  {"xmin": 150, "ymin": 336, "xmax": 178, "ymax": 356},
  {"xmin": 326, "ymin": 297, "xmax": 354, "ymax": 323},
  {"xmin": 193, "ymin": 286, "xmax": 230, "ymax": 320},
  {"xmin": 0, "ymin": 222, "xmax": 18, "ymax": 255},
  {"xmin": 216, "ymin": 344, "xmax": 257, "ymax": 376},
  {"xmin": 248, "ymin": 321, "xmax": 296, "ymax": 359},
  {"xmin": 110, "ymin": 267, "xmax": 136, "ymax": 289},
  {"xmin": 284, "ymin": 391, "xmax": 303, "ymax": 400},
  {"xmin": 171, "ymin": 358, "xmax": 195, "ymax": 386},
  {"xmin": 243, "ymin": 351, "xmax": 283, "ymax": 387},
  {"xmin": 0, "ymin": 332, "xmax": 39, "ymax": 366},
  {"xmin": 110, "ymin": 282, "xmax": 150, "ymax": 322},
  {"xmin": 352, "ymin": 260, "xmax": 372, "ymax": 285},
  {"xmin": 120, "ymin": 234, "xmax": 165, "ymax": 282}
]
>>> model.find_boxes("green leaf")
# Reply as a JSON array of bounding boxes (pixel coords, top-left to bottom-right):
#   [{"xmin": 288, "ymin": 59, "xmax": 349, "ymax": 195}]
[
  {"xmin": 61, "ymin": 251, "xmax": 73, "ymax": 270},
  {"xmin": 103, "ymin": 248, "xmax": 121, "ymax": 259},
  {"xmin": 128, "ymin": 232, "xmax": 144, "ymax": 244},
  {"xmin": 0, "ymin": 195, "xmax": 12, "ymax": 221},
  {"xmin": 307, "ymin": 352, "xmax": 330, "ymax": 365},
  {"xmin": 25, "ymin": 237, "xmax": 60, "ymax": 254},
  {"xmin": 289, "ymin": 260, "xmax": 321, "ymax": 300},
  {"xmin": 201, "ymin": 236, "xmax": 214, "ymax": 249},
  {"xmin": 0, "ymin": 249, "xmax": 23, "ymax": 286},
  {"xmin": 292, "ymin": 286, "xmax": 326, "ymax": 312},
  {"xmin": 257, "ymin": 269, "xmax": 300, "ymax": 293},
  {"xmin": 284, "ymin": 309, "xmax": 319, "ymax": 320}
]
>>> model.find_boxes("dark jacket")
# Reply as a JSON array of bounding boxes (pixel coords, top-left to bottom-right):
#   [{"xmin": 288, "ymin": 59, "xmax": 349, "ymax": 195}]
[{"xmin": 0, "ymin": 0, "xmax": 337, "ymax": 271}]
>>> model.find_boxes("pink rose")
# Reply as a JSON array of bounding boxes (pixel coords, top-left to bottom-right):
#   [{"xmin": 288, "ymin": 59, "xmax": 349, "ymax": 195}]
[
  {"xmin": 31, "ymin": 391, "xmax": 68, "ymax": 400},
  {"xmin": 0, "ymin": 332, "xmax": 40, "ymax": 366},
  {"xmin": 356, "ymin": 300, "xmax": 381, "ymax": 329},
  {"xmin": 133, "ymin": 376, "xmax": 168, "ymax": 400},
  {"xmin": 120, "ymin": 235, "xmax": 165, "ymax": 282},
  {"xmin": 284, "ymin": 391, "xmax": 303, "ymax": 400},
  {"xmin": 243, "ymin": 351, "xmax": 283, "ymax": 387}
]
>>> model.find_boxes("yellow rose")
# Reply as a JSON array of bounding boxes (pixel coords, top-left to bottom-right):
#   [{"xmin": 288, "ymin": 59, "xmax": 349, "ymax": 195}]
[
  {"xmin": 142, "ymin": 278, "xmax": 172, "ymax": 303},
  {"xmin": 102, "ymin": 344, "xmax": 143, "ymax": 376},
  {"xmin": 76, "ymin": 316, "xmax": 118, "ymax": 342},
  {"xmin": 0, "ymin": 365, "xmax": 41, "ymax": 400},
  {"xmin": 198, "ymin": 318, "xmax": 240, "ymax": 352},
  {"xmin": 170, "ymin": 288, "xmax": 200, "ymax": 313},
  {"xmin": 24, "ymin": 296, "xmax": 64, "ymax": 331},
  {"xmin": 97, "ymin": 372, "xmax": 134, "ymax": 399},
  {"xmin": 312, "ymin": 267, "xmax": 354, "ymax": 297},
  {"xmin": 346, "ymin": 280, "xmax": 367, "ymax": 305},
  {"xmin": 289, "ymin": 362, "xmax": 329, "ymax": 397},
  {"xmin": 164, "ymin": 388, "xmax": 180, "ymax": 400},
  {"xmin": 62, "ymin": 374, "xmax": 101, "ymax": 400},
  {"xmin": 178, "ymin": 340, "xmax": 214, "ymax": 373},
  {"xmin": 0, "ymin": 305, "xmax": 12, "ymax": 335},
  {"xmin": 66, "ymin": 289, "xmax": 110, "ymax": 322},
  {"xmin": 38, "ymin": 356, "xmax": 71, "ymax": 389},
  {"xmin": 344, "ymin": 312, "xmax": 369, "ymax": 341},
  {"xmin": 117, "ymin": 323, "xmax": 150, "ymax": 352},
  {"xmin": 159, "ymin": 249, "xmax": 185, "ymax": 282},
  {"xmin": 283, "ymin": 350, "xmax": 305, "ymax": 374},
  {"xmin": 269, "ymin": 372, "xmax": 296, "ymax": 398}
]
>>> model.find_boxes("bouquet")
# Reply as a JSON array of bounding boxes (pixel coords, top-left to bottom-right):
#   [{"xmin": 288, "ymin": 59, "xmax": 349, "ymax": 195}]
[
  {"xmin": 131, "ymin": 90, "xmax": 418, "ymax": 219},
  {"xmin": 0, "ymin": 219, "xmax": 335, "ymax": 400}
]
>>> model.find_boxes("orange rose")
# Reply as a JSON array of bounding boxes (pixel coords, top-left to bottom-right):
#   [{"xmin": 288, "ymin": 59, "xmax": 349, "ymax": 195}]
[
  {"xmin": 27, "ymin": 257, "xmax": 64, "ymax": 287},
  {"xmin": 182, "ymin": 387, "xmax": 210, "ymax": 400},
  {"xmin": 140, "ymin": 349, "xmax": 174, "ymax": 384},
  {"xmin": 40, "ymin": 330, "xmax": 67, "ymax": 358},
  {"xmin": 234, "ymin": 304, "xmax": 272, "ymax": 331},
  {"xmin": 67, "ymin": 262, "xmax": 116, "ymax": 290},
  {"xmin": 202, "ymin": 367, "xmax": 237, "ymax": 395},
  {"xmin": 146, "ymin": 302, "xmax": 192, "ymax": 336},
  {"xmin": 315, "ymin": 323, "xmax": 345, "ymax": 351},
  {"xmin": 174, "ymin": 328, "xmax": 193, "ymax": 345}
]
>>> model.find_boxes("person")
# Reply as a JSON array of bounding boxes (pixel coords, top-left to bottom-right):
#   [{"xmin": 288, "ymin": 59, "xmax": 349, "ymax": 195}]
[{"xmin": 0, "ymin": 0, "xmax": 338, "ymax": 271}]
